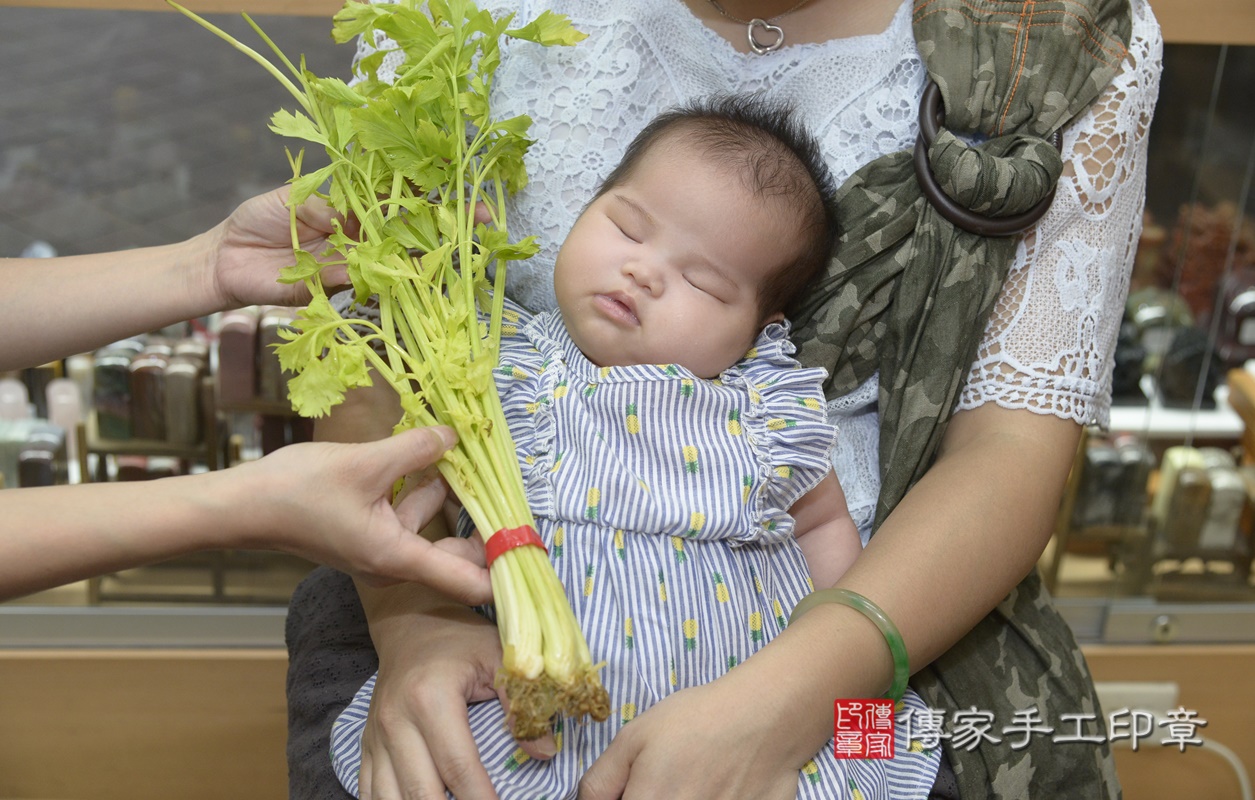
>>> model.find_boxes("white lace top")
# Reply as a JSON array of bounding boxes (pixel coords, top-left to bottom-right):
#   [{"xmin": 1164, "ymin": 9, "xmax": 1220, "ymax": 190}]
[{"xmin": 353, "ymin": 0, "xmax": 1164, "ymax": 539}]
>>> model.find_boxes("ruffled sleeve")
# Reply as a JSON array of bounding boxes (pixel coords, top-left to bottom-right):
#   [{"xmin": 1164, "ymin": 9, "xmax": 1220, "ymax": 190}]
[
  {"xmin": 487, "ymin": 298, "xmax": 575, "ymax": 519},
  {"xmin": 729, "ymin": 321, "xmax": 841, "ymax": 537}
]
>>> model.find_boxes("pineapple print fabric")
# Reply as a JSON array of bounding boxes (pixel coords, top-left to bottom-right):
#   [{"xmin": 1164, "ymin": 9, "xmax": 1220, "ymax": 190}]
[{"xmin": 331, "ymin": 300, "xmax": 941, "ymax": 798}]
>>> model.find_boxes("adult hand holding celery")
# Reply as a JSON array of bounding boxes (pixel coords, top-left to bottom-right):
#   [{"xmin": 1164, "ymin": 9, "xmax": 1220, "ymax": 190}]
[{"xmin": 168, "ymin": 0, "xmax": 608, "ymax": 738}]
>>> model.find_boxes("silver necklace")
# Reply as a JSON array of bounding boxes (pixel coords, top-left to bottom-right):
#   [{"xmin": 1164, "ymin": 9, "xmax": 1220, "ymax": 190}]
[{"xmin": 707, "ymin": 0, "xmax": 815, "ymax": 55}]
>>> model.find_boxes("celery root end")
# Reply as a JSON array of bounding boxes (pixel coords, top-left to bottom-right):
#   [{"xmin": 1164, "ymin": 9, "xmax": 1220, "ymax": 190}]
[{"xmin": 499, "ymin": 667, "xmax": 610, "ymax": 741}]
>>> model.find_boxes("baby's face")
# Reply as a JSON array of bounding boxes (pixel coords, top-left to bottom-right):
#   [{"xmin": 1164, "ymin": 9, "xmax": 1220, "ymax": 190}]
[{"xmin": 553, "ymin": 140, "xmax": 790, "ymax": 379}]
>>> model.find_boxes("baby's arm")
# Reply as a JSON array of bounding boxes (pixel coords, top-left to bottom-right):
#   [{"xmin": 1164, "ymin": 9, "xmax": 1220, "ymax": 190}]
[{"xmin": 789, "ymin": 471, "xmax": 862, "ymax": 589}]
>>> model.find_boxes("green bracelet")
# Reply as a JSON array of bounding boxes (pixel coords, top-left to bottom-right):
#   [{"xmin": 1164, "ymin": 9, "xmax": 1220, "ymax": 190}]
[{"xmin": 788, "ymin": 588, "xmax": 910, "ymax": 703}]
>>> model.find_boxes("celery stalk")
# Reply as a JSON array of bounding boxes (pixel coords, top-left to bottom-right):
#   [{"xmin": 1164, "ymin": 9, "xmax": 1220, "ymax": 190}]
[{"xmin": 169, "ymin": 0, "xmax": 606, "ymax": 738}]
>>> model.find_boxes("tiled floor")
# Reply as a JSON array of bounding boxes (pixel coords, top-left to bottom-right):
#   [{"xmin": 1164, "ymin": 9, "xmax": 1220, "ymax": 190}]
[{"xmin": 0, "ymin": 6, "xmax": 348, "ymax": 258}]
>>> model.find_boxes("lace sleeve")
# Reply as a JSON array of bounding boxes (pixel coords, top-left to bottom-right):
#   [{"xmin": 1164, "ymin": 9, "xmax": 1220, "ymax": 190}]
[{"xmin": 956, "ymin": 0, "xmax": 1163, "ymax": 429}]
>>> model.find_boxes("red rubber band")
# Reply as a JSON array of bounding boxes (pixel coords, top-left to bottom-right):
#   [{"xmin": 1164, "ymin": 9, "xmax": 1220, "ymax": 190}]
[{"xmin": 484, "ymin": 525, "xmax": 546, "ymax": 567}]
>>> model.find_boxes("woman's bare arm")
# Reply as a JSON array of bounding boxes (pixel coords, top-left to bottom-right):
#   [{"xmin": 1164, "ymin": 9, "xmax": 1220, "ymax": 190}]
[
  {"xmin": 0, "ymin": 425, "xmax": 491, "ymax": 602},
  {"xmin": 0, "ymin": 187, "xmax": 348, "ymax": 372}
]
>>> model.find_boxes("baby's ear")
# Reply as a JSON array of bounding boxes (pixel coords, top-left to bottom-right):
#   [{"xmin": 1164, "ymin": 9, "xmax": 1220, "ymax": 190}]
[{"xmin": 760, "ymin": 311, "xmax": 786, "ymax": 329}]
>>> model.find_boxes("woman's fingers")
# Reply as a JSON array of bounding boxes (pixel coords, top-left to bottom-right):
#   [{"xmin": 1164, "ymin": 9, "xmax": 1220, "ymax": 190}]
[
  {"xmin": 432, "ymin": 535, "xmax": 488, "ymax": 569},
  {"xmin": 412, "ymin": 690, "xmax": 500, "ymax": 798},
  {"xmin": 576, "ymin": 726, "xmax": 636, "ymax": 800},
  {"xmin": 365, "ymin": 717, "xmax": 445, "ymax": 800}
]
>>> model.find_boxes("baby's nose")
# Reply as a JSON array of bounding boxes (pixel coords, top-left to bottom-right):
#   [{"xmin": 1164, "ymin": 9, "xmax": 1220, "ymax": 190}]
[{"xmin": 624, "ymin": 256, "xmax": 664, "ymax": 295}]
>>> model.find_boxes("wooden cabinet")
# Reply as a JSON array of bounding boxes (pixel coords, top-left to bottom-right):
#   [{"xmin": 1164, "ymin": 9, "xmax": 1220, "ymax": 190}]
[
  {"xmin": 0, "ymin": 649, "xmax": 288, "ymax": 800},
  {"xmin": 1087, "ymin": 644, "xmax": 1255, "ymax": 800}
]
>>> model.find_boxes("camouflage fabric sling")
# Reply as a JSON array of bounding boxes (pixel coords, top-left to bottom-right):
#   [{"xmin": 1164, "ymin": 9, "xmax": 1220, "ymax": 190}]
[{"xmin": 789, "ymin": 0, "xmax": 1133, "ymax": 796}]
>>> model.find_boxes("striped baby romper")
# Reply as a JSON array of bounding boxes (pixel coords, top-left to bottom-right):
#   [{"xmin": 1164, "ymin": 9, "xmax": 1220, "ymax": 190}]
[{"xmin": 331, "ymin": 300, "xmax": 942, "ymax": 799}]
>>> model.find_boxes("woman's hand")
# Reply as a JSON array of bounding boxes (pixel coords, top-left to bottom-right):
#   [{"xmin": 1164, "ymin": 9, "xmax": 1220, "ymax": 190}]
[
  {"xmin": 578, "ymin": 679, "xmax": 807, "ymax": 800},
  {"xmin": 203, "ymin": 186, "xmax": 493, "ymax": 311},
  {"xmin": 359, "ymin": 606, "xmax": 502, "ymax": 800},
  {"xmin": 204, "ymin": 185, "xmax": 352, "ymax": 310},
  {"xmin": 355, "ymin": 602, "xmax": 558, "ymax": 800},
  {"xmin": 237, "ymin": 426, "xmax": 492, "ymax": 603},
  {"xmin": 579, "ymin": 604, "xmax": 885, "ymax": 800}
]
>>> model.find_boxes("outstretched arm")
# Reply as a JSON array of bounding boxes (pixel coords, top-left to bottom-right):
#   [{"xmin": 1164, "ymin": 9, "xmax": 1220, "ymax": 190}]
[
  {"xmin": 0, "ymin": 185, "xmax": 347, "ymax": 372},
  {"xmin": 0, "ymin": 425, "xmax": 491, "ymax": 603}
]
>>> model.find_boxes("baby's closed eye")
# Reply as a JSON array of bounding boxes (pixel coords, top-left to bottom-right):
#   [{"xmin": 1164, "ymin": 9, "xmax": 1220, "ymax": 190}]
[
  {"xmin": 612, "ymin": 218, "xmax": 642, "ymax": 243},
  {"xmin": 684, "ymin": 273, "xmax": 730, "ymax": 303}
]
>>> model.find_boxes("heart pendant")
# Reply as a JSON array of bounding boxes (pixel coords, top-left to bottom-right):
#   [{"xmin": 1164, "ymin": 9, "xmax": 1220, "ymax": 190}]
[{"xmin": 747, "ymin": 18, "xmax": 784, "ymax": 54}]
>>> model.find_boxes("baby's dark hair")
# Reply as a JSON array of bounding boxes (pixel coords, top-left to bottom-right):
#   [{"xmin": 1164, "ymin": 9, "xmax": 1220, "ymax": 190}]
[{"xmin": 594, "ymin": 94, "xmax": 839, "ymax": 318}]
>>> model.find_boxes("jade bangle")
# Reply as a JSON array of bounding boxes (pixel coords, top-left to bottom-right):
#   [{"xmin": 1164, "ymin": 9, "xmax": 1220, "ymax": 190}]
[{"xmin": 789, "ymin": 588, "xmax": 910, "ymax": 702}]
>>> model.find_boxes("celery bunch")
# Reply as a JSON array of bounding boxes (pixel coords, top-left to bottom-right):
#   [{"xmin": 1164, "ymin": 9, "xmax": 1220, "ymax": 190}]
[{"xmin": 171, "ymin": 0, "xmax": 607, "ymax": 737}]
